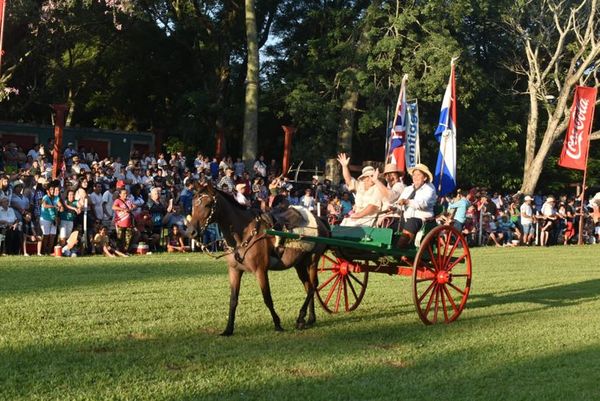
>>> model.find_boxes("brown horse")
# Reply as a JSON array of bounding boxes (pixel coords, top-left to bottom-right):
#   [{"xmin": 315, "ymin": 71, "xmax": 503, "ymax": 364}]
[{"xmin": 187, "ymin": 182, "xmax": 329, "ymax": 336}]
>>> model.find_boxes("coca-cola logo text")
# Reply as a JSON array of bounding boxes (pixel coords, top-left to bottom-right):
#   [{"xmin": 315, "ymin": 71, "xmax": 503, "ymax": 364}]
[{"xmin": 566, "ymin": 97, "xmax": 589, "ymax": 160}]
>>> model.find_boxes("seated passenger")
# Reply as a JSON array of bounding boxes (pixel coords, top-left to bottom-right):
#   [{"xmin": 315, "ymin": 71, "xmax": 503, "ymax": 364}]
[
  {"xmin": 336, "ymin": 153, "xmax": 382, "ymax": 227},
  {"xmin": 372, "ymin": 163, "xmax": 405, "ymax": 227},
  {"xmin": 391, "ymin": 164, "xmax": 437, "ymax": 247}
]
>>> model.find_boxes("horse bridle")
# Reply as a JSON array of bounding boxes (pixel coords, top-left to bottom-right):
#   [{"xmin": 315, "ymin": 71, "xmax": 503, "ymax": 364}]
[
  {"xmin": 195, "ymin": 193, "xmax": 217, "ymax": 234},
  {"xmin": 193, "ymin": 191, "xmax": 271, "ymax": 263}
]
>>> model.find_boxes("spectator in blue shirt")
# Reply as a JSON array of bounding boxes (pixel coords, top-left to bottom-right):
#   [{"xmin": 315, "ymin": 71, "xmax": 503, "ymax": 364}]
[
  {"xmin": 340, "ymin": 192, "xmax": 353, "ymax": 217},
  {"xmin": 447, "ymin": 189, "xmax": 471, "ymax": 231},
  {"xmin": 178, "ymin": 180, "xmax": 195, "ymax": 215},
  {"xmin": 209, "ymin": 158, "xmax": 219, "ymax": 180}
]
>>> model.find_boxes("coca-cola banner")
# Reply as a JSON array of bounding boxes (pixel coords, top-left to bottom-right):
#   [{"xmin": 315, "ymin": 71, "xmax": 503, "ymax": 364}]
[{"xmin": 558, "ymin": 86, "xmax": 598, "ymax": 170}]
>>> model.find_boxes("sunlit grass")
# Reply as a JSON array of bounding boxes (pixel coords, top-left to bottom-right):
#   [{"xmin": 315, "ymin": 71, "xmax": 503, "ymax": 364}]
[{"xmin": 1, "ymin": 247, "xmax": 599, "ymax": 400}]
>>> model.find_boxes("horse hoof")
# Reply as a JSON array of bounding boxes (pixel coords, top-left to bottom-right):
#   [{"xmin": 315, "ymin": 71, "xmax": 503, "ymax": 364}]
[
  {"xmin": 220, "ymin": 330, "xmax": 234, "ymax": 337},
  {"xmin": 296, "ymin": 321, "xmax": 306, "ymax": 330},
  {"xmin": 275, "ymin": 326, "xmax": 285, "ymax": 332}
]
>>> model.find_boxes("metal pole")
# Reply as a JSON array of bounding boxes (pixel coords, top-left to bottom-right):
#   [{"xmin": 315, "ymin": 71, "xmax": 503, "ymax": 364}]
[
  {"xmin": 577, "ymin": 103, "xmax": 595, "ymax": 245},
  {"xmin": 478, "ymin": 206, "xmax": 484, "ymax": 246}
]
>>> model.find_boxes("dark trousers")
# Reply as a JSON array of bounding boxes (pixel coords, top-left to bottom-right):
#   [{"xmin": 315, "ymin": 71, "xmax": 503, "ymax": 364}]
[{"xmin": 116, "ymin": 227, "xmax": 133, "ymax": 252}]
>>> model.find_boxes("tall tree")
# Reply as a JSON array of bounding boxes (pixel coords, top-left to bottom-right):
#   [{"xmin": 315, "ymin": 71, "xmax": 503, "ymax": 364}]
[
  {"xmin": 243, "ymin": 0, "xmax": 259, "ymax": 165},
  {"xmin": 506, "ymin": 0, "xmax": 600, "ymax": 193}
]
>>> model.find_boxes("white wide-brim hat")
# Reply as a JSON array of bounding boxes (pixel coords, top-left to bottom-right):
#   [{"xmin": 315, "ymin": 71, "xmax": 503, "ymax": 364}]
[{"xmin": 358, "ymin": 166, "xmax": 375, "ymax": 180}]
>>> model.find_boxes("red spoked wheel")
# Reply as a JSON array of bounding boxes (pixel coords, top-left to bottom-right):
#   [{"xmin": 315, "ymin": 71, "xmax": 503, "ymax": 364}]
[
  {"xmin": 316, "ymin": 254, "xmax": 369, "ymax": 313},
  {"xmin": 412, "ymin": 225, "xmax": 472, "ymax": 325}
]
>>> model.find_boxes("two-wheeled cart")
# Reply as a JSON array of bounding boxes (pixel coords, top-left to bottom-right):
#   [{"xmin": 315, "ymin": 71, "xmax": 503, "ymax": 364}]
[{"xmin": 267, "ymin": 224, "xmax": 472, "ymax": 324}]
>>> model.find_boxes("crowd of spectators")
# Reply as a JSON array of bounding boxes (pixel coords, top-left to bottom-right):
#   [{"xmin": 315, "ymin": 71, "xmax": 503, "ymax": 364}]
[{"xmin": 1, "ymin": 138, "xmax": 599, "ymax": 258}]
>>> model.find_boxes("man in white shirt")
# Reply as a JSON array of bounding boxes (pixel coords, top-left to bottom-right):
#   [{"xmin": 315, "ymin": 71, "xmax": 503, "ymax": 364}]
[
  {"xmin": 391, "ymin": 164, "xmax": 437, "ymax": 247},
  {"xmin": 27, "ymin": 144, "xmax": 40, "ymax": 161},
  {"xmin": 337, "ymin": 154, "xmax": 383, "ymax": 227},
  {"xmin": 372, "ymin": 163, "xmax": 406, "ymax": 226},
  {"xmin": 540, "ymin": 196, "xmax": 558, "ymax": 246},
  {"xmin": 89, "ymin": 183, "xmax": 105, "ymax": 222},
  {"xmin": 253, "ymin": 155, "xmax": 267, "ymax": 178},
  {"xmin": 520, "ymin": 195, "xmax": 535, "ymax": 245},
  {"xmin": 102, "ymin": 184, "xmax": 115, "ymax": 225},
  {"xmin": 0, "ymin": 196, "xmax": 18, "ymax": 254}
]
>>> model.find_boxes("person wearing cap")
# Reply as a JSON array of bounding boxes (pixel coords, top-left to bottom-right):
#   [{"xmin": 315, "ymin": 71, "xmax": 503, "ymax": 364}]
[
  {"xmin": 391, "ymin": 163, "xmax": 437, "ymax": 247},
  {"xmin": 234, "ymin": 183, "xmax": 250, "ymax": 206},
  {"xmin": 540, "ymin": 195, "xmax": 558, "ymax": 246},
  {"xmin": 519, "ymin": 195, "xmax": 535, "ymax": 245},
  {"xmin": 337, "ymin": 153, "xmax": 383, "ymax": 227},
  {"xmin": 9, "ymin": 180, "xmax": 29, "ymax": 222}
]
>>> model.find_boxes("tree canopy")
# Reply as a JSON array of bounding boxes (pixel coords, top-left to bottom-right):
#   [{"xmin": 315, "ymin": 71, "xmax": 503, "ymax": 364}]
[{"xmin": 1, "ymin": 0, "xmax": 599, "ymax": 192}]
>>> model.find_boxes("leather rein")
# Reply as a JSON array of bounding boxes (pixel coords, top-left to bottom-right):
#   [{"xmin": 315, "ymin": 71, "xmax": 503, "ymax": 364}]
[{"xmin": 194, "ymin": 191, "xmax": 270, "ymax": 263}]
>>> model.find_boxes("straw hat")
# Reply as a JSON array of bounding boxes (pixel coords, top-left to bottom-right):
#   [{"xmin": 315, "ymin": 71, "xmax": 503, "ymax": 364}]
[
  {"xmin": 37, "ymin": 177, "xmax": 48, "ymax": 185},
  {"xmin": 383, "ymin": 163, "xmax": 401, "ymax": 175},
  {"xmin": 524, "ymin": 195, "xmax": 533, "ymax": 201},
  {"xmin": 358, "ymin": 166, "xmax": 375, "ymax": 180},
  {"xmin": 235, "ymin": 183, "xmax": 247, "ymax": 192},
  {"xmin": 407, "ymin": 163, "xmax": 433, "ymax": 182},
  {"xmin": 546, "ymin": 196, "xmax": 556, "ymax": 202}
]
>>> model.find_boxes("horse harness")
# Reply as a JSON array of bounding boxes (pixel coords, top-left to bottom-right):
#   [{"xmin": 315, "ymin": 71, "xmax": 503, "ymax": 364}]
[{"xmin": 194, "ymin": 192, "xmax": 272, "ymax": 263}]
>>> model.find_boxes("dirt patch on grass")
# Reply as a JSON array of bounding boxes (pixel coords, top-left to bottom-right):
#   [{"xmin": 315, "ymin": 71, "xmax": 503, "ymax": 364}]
[
  {"xmin": 126, "ymin": 332, "xmax": 155, "ymax": 340},
  {"xmin": 284, "ymin": 367, "xmax": 331, "ymax": 379}
]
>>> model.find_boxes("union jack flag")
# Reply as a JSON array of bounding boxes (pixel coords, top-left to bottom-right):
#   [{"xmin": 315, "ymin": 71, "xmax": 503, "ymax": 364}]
[{"xmin": 388, "ymin": 75, "xmax": 408, "ymax": 172}]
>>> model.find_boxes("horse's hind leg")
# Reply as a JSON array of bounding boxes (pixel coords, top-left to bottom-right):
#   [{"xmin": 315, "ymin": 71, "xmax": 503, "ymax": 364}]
[
  {"xmin": 256, "ymin": 269, "xmax": 284, "ymax": 332},
  {"xmin": 222, "ymin": 267, "xmax": 243, "ymax": 336},
  {"xmin": 294, "ymin": 264, "xmax": 316, "ymax": 330},
  {"xmin": 307, "ymin": 259, "xmax": 318, "ymax": 326}
]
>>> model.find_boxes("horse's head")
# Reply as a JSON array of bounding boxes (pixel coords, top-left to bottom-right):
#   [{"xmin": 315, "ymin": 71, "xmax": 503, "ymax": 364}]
[{"xmin": 186, "ymin": 180, "xmax": 218, "ymax": 240}]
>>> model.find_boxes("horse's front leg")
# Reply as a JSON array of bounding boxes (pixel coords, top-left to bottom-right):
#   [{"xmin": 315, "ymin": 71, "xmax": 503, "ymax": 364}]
[
  {"xmin": 256, "ymin": 269, "xmax": 283, "ymax": 332},
  {"xmin": 222, "ymin": 267, "xmax": 243, "ymax": 336}
]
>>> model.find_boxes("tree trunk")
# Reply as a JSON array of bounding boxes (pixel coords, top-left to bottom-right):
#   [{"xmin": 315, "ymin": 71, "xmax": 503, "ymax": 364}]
[
  {"xmin": 242, "ymin": 0, "xmax": 259, "ymax": 168},
  {"xmin": 522, "ymin": 83, "xmax": 538, "ymax": 174},
  {"xmin": 337, "ymin": 85, "xmax": 358, "ymax": 154}
]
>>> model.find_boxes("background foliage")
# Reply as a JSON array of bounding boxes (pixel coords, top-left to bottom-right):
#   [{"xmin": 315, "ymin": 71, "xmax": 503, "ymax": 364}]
[{"xmin": 1, "ymin": 0, "xmax": 598, "ymax": 191}]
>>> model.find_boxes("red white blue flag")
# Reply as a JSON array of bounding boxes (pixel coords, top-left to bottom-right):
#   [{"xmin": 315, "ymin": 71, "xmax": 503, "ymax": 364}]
[
  {"xmin": 388, "ymin": 75, "xmax": 408, "ymax": 172},
  {"xmin": 433, "ymin": 60, "xmax": 457, "ymax": 196}
]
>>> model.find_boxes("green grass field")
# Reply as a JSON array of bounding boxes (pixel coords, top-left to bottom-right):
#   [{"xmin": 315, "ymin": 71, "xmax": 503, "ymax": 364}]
[{"xmin": 1, "ymin": 247, "xmax": 600, "ymax": 401}]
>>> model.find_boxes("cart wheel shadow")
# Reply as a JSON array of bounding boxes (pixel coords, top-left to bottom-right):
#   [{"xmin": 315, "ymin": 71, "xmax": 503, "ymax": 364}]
[{"xmin": 468, "ymin": 278, "xmax": 600, "ymax": 310}]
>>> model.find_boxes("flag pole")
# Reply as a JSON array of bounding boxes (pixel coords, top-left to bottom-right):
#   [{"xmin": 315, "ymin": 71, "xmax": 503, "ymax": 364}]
[
  {"xmin": 384, "ymin": 105, "xmax": 390, "ymax": 161},
  {"xmin": 577, "ymin": 103, "xmax": 596, "ymax": 245},
  {"xmin": 436, "ymin": 58, "xmax": 457, "ymax": 193}
]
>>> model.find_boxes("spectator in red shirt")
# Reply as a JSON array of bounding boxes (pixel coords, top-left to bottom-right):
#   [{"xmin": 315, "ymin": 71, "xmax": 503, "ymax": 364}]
[{"xmin": 112, "ymin": 188, "xmax": 136, "ymax": 253}]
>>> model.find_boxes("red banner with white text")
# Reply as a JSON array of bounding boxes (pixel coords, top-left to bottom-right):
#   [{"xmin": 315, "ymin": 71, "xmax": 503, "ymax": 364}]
[{"xmin": 558, "ymin": 86, "xmax": 598, "ymax": 170}]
